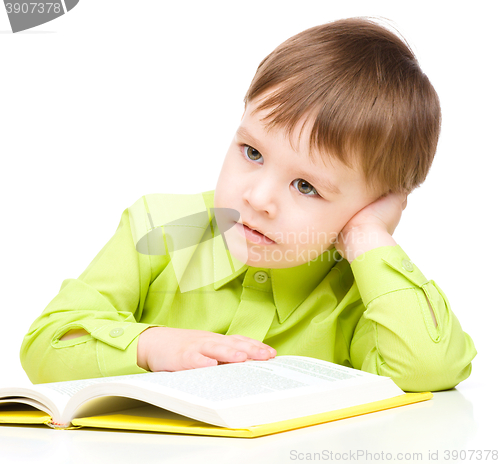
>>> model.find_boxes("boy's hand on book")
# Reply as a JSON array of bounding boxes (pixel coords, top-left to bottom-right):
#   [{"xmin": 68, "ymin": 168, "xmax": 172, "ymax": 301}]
[
  {"xmin": 137, "ymin": 327, "xmax": 276, "ymax": 372},
  {"xmin": 333, "ymin": 191, "xmax": 408, "ymax": 263}
]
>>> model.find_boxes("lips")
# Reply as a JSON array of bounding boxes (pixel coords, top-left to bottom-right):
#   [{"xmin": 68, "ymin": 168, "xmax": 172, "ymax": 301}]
[
  {"xmin": 236, "ymin": 222, "xmax": 276, "ymax": 245},
  {"xmin": 244, "ymin": 223, "xmax": 269, "ymax": 238}
]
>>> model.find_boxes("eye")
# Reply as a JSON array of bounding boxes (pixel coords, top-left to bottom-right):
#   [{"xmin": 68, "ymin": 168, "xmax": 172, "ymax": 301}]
[
  {"xmin": 242, "ymin": 145, "xmax": 263, "ymax": 163},
  {"xmin": 292, "ymin": 179, "xmax": 319, "ymax": 197}
]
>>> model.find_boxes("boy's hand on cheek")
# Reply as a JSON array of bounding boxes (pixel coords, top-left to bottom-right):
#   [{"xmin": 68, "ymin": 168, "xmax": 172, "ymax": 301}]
[
  {"xmin": 334, "ymin": 192, "xmax": 408, "ymax": 263},
  {"xmin": 343, "ymin": 191, "xmax": 408, "ymax": 234},
  {"xmin": 137, "ymin": 327, "xmax": 276, "ymax": 372}
]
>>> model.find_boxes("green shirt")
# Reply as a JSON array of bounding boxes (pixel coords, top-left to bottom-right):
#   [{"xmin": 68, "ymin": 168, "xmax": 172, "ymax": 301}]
[{"xmin": 20, "ymin": 190, "xmax": 476, "ymax": 392}]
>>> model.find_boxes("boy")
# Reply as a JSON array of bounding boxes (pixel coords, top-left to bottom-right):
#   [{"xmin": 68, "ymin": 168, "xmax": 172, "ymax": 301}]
[{"xmin": 20, "ymin": 17, "xmax": 476, "ymax": 392}]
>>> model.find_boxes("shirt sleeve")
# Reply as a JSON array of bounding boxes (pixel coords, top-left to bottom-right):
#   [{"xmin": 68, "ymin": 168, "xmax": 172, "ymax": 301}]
[
  {"xmin": 349, "ymin": 244, "xmax": 477, "ymax": 392},
  {"xmin": 19, "ymin": 206, "xmax": 166, "ymax": 384}
]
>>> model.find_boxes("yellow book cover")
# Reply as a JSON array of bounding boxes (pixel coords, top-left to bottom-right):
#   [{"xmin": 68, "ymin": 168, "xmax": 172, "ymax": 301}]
[
  {"xmin": 1, "ymin": 356, "xmax": 432, "ymax": 437},
  {"xmin": 71, "ymin": 392, "xmax": 432, "ymax": 438}
]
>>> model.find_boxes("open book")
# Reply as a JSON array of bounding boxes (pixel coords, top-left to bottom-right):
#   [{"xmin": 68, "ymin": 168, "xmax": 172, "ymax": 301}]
[{"xmin": 0, "ymin": 356, "xmax": 431, "ymax": 437}]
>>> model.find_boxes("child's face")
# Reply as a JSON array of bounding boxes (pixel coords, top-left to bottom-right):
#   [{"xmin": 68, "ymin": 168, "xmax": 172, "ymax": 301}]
[{"xmin": 214, "ymin": 95, "xmax": 382, "ymax": 269}]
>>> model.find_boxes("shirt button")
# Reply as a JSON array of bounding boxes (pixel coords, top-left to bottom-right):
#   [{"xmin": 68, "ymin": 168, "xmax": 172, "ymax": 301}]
[
  {"xmin": 402, "ymin": 259, "xmax": 414, "ymax": 272},
  {"xmin": 254, "ymin": 271, "xmax": 269, "ymax": 284},
  {"xmin": 109, "ymin": 327, "xmax": 124, "ymax": 338}
]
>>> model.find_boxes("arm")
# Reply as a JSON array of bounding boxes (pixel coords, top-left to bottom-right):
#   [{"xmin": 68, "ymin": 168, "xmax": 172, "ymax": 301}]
[
  {"xmin": 19, "ymin": 206, "xmax": 161, "ymax": 383},
  {"xmin": 348, "ymin": 238, "xmax": 476, "ymax": 392},
  {"xmin": 20, "ymin": 198, "xmax": 275, "ymax": 383},
  {"xmin": 335, "ymin": 195, "xmax": 477, "ymax": 392},
  {"xmin": 339, "ymin": 223, "xmax": 437, "ymax": 327},
  {"xmin": 60, "ymin": 329, "xmax": 90, "ymax": 340}
]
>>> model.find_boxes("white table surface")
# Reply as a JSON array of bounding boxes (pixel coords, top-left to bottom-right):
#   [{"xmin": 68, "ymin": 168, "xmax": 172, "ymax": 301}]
[{"xmin": 1, "ymin": 380, "xmax": 497, "ymax": 464}]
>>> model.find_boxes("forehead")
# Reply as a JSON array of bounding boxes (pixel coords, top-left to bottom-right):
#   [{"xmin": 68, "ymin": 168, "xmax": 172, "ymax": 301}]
[
  {"xmin": 240, "ymin": 98, "xmax": 372, "ymax": 197},
  {"xmin": 243, "ymin": 96, "xmax": 313, "ymax": 153}
]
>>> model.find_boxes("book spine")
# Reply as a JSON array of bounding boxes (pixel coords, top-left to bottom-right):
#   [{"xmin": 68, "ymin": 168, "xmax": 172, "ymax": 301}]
[{"xmin": 44, "ymin": 419, "xmax": 82, "ymax": 430}]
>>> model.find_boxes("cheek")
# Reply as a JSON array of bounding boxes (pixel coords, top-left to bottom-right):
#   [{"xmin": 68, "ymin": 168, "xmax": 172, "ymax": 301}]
[
  {"xmin": 215, "ymin": 161, "xmax": 242, "ymax": 206},
  {"xmin": 219, "ymin": 155, "xmax": 240, "ymax": 183},
  {"xmin": 306, "ymin": 215, "xmax": 347, "ymax": 245},
  {"xmin": 282, "ymin": 216, "xmax": 337, "ymax": 246},
  {"xmin": 216, "ymin": 156, "xmax": 233, "ymax": 184},
  {"xmin": 214, "ymin": 174, "xmax": 228, "ymax": 209}
]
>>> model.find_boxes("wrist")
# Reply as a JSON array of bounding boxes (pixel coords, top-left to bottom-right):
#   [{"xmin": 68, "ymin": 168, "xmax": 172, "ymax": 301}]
[
  {"xmin": 339, "ymin": 225, "xmax": 397, "ymax": 263},
  {"xmin": 137, "ymin": 327, "xmax": 157, "ymax": 371}
]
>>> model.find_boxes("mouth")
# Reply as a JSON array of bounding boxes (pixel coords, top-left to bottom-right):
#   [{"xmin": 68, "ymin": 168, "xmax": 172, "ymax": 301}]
[{"xmin": 235, "ymin": 222, "xmax": 277, "ymax": 245}]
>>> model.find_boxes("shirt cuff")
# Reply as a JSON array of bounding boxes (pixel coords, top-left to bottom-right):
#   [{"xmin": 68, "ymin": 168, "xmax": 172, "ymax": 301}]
[
  {"xmin": 350, "ymin": 244, "xmax": 429, "ymax": 307},
  {"xmin": 93, "ymin": 322, "xmax": 159, "ymax": 377},
  {"xmin": 52, "ymin": 321, "xmax": 162, "ymax": 377}
]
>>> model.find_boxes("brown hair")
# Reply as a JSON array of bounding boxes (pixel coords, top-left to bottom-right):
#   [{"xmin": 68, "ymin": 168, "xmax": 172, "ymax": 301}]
[{"xmin": 243, "ymin": 17, "xmax": 441, "ymax": 196}]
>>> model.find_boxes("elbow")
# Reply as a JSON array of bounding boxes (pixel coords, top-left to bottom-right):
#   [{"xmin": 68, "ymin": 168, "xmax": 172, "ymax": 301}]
[
  {"xmin": 20, "ymin": 328, "xmax": 101, "ymax": 384},
  {"xmin": 19, "ymin": 316, "xmax": 69, "ymax": 384},
  {"xmin": 20, "ymin": 335, "xmax": 50, "ymax": 384},
  {"xmin": 384, "ymin": 357, "xmax": 474, "ymax": 392},
  {"xmin": 375, "ymin": 328, "xmax": 477, "ymax": 392},
  {"xmin": 20, "ymin": 333, "xmax": 64, "ymax": 384}
]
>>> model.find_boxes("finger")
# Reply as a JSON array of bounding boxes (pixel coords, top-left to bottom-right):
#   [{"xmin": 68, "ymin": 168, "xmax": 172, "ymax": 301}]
[
  {"xmin": 229, "ymin": 337, "xmax": 276, "ymax": 359},
  {"xmin": 228, "ymin": 334, "xmax": 277, "ymax": 356},
  {"xmin": 180, "ymin": 351, "xmax": 218, "ymax": 370},
  {"xmin": 200, "ymin": 341, "xmax": 250, "ymax": 363},
  {"xmin": 235, "ymin": 341, "xmax": 275, "ymax": 360},
  {"xmin": 202, "ymin": 340, "xmax": 273, "ymax": 363}
]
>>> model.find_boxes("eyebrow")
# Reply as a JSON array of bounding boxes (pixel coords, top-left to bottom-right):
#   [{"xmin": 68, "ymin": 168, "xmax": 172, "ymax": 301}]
[
  {"xmin": 236, "ymin": 126, "xmax": 263, "ymax": 152},
  {"xmin": 235, "ymin": 126, "xmax": 343, "ymax": 195}
]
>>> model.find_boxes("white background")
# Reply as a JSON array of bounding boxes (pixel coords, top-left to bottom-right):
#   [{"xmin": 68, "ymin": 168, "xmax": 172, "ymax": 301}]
[{"xmin": 0, "ymin": 0, "xmax": 498, "ymax": 452}]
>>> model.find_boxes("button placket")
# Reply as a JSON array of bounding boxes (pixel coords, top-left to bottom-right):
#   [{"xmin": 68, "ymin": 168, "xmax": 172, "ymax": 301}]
[
  {"xmin": 254, "ymin": 271, "xmax": 269, "ymax": 284},
  {"xmin": 109, "ymin": 327, "xmax": 124, "ymax": 338},
  {"xmin": 402, "ymin": 259, "xmax": 414, "ymax": 272},
  {"xmin": 225, "ymin": 268, "xmax": 275, "ymax": 341}
]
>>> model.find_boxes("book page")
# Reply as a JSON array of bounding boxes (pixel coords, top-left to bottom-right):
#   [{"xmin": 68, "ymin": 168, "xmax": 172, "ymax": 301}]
[
  {"xmin": 0, "ymin": 376, "xmax": 135, "ymax": 423},
  {"xmin": 108, "ymin": 356, "xmax": 381, "ymax": 406},
  {"xmin": 270, "ymin": 357, "xmax": 366, "ymax": 381},
  {"xmin": 36, "ymin": 376, "xmax": 119, "ymax": 397},
  {"xmin": 0, "ymin": 373, "xmax": 153, "ymax": 423},
  {"xmin": 34, "ymin": 374, "xmax": 152, "ymax": 425},
  {"xmin": 0, "ymin": 397, "xmax": 52, "ymax": 416},
  {"xmin": 135, "ymin": 364, "xmax": 307, "ymax": 402},
  {"xmin": 0, "ymin": 385, "xmax": 69, "ymax": 420},
  {"xmin": 36, "ymin": 373, "xmax": 157, "ymax": 400},
  {"xmin": 62, "ymin": 356, "xmax": 401, "ymax": 428}
]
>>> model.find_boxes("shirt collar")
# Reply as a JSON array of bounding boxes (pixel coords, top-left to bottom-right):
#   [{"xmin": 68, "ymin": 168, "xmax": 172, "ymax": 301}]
[{"xmin": 212, "ymin": 241, "xmax": 338, "ymax": 323}]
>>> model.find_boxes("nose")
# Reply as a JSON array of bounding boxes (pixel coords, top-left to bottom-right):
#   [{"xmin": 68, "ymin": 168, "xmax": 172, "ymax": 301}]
[{"xmin": 241, "ymin": 178, "xmax": 277, "ymax": 218}]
